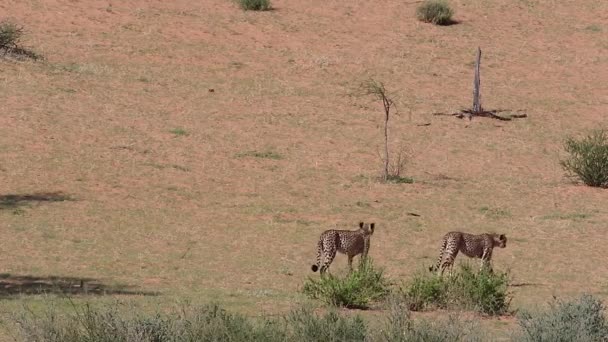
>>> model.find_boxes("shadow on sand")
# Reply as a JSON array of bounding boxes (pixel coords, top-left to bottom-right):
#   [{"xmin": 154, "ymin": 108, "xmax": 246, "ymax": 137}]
[
  {"xmin": 0, "ymin": 192, "xmax": 74, "ymax": 210},
  {"xmin": 0, "ymin": 274, "xmax": 159, "ymax": 298}
]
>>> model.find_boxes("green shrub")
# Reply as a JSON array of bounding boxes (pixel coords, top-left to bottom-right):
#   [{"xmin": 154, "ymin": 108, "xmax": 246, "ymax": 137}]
[
  {"xmin": 237, "ymin": 0, "xmax": 271, "ymax": 11},
  {"xmin": 302, "ymin": 258, "xmax": 392, "ymax": 309},
  {"xmin": 402, "ymin": 271, "xmax": 447, "ymax": 311},
  {"xmin": 416, "ymin": 0, "xmax": 454, "ymax": 25},
  {"xmin": 402, "ymin": 264, "xmax": 510, "ymax": 315},
  {"xmin": 0, "ymin": 20, "xmax": 41, "ymax": 60},
  {"xmin": 0, "ymin": 20, "xmax": 23, "ymax": 49},
  {"xmin": 561, "ymin": 129, "xmax": 608, "ymax": 188},
  {"xmin": 516, "ymin": 294, "xmax": 608, "ymax": 342}
]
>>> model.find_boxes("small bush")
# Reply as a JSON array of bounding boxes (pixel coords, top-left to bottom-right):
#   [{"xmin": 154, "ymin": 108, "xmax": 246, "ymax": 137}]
[
  {"xmin": 302, "ymin": 258, "xmax": 392, "ymax": 309},
  {"xmin": 402, "ymin": 271, "xmax": 447, "ymax": 311},
  {"xmin": 516, "ymin": 294, "xmax": 608, "ymax": 342},
  {"xmin": 0, "ymin": 19, "xmax": 41, "ymax": 60},
  {"xmin": 402, "ymin": 264, "xmax": 510, "ymax": 315},
  {"xmin": 416, "ymin": 0, "xmax": 454, "ymax": 25},
  {"xmin": 561, "ymin": 129, "xmax": 608, "ymax": 188},
  {"xmin": 237, "ymin": 0, "xmax": 271, "ymax": 11},
  {"xmin": 0, "ymin": 20, "xmax": 23, "ymax": 49}
]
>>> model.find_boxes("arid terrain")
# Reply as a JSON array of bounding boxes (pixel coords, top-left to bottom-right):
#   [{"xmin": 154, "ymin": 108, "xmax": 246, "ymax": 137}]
[{"xmin": 0, "ymin": 0, "xmax": 607, "ymax": 339}]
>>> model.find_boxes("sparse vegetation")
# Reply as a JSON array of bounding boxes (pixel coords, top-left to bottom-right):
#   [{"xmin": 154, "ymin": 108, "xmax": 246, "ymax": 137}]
[
  {"xmin": 561, "ymin": 129, "xmax": 608, "ymax": 188},
  {"xmin": 287, "ymin": 308, "xmax": 367, "ymax": 342},
  {"xmin": 16, "ymin": 302, "xmax": 369, "ymax": 342},
  {"xmin": 516, "ymin": 294, "xmax": 608, "ymax": 342},
  {"xmin": 380, "ymin": 299, "xmax": 486, "ymax": 341},
  {"xmin": 302, "ymin": 258, "xmax": 392, "ymax": 309},
  {"xmin": 0, "ymin": 20, "xmax": 22, "ymax": 50},
  {"xmin": 386, "ymin": 175, "xmax": 414, "ymax": 184},
  {"xmin": 169, "ymin": 128, "xmax": 189, "ymax": 136},
  {"xmin": 363, "ymin": 79, "xmax": 413, "ymax": 184},
  {"xmin": 236, "ymin": 150, "xmax": 282, "ymax": 159},
  {"xmin": 18, "ymin": 301, "xmax": 495, "ymax": 342},
  {"xmin": 402, "ymin": 264, "xmax": 510, "ymax": 315},
  {"xmin": 236, "ymin": 0, "xmax": 271, "ymax": 11},
  {"xmin": 0, "ymin": 20, "xmax": 41, "ymax": 60},
  {"xmin": 416, "ymin": 0, "xmax": 454, "ymax": 26}
]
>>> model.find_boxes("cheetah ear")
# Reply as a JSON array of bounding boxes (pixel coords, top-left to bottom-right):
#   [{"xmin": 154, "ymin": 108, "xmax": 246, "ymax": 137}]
[
  {"xmin": 359, "ymin": 221, "xmax": 364, "ymax": 228},
  {"xmin": 370, "ymin": 223, "xmax": 375, "ymax": 232},
  {"xmin": 499, "ymin": 234, "xmax": 506, "ymax": 240}
]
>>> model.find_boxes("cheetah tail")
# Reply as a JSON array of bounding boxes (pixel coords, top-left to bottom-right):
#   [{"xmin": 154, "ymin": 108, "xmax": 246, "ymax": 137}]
[
  {"xmin": 430, "ymin": 236, "xmax": 447, "ymax": 272},
  {"xmin": 311, "ymin": 238, "xmax": 323, "ymax": 272}
]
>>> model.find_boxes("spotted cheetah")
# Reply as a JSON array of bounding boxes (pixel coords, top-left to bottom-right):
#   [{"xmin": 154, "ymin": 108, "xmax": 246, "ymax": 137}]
[
  {"xmin": 429, "ymin": 232, "xmax": 507, "ymax": 276},
  {"xmin": 311, "ymin": 222, "xmax": 375, "ymax": 275}
]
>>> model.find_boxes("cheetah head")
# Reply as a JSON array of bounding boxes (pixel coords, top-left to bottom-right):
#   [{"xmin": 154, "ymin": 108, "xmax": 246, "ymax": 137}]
[
  {"xmin": 495, "ymin": 234, "xmax": 507, "ymax": 248},
  {"xmin": 359, "ymin": 221, "xmax": 375, "ymax": 235}
]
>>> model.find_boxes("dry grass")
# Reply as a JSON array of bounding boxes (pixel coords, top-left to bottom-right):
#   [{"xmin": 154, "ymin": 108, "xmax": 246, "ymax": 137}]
[{"xmin": 1, "ymin": 0, "xmax": 608, "ymax": 340}]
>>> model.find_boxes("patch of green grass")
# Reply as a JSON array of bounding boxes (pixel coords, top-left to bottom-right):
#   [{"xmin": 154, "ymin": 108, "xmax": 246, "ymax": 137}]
[
  {"xmin": 541, "ymin": 212, "xmax": 590, "ymax": 221},
  {"xmin": 302, "ymin": 259, "xmax": 392, "ymax": 309},
  {"xmin": 236, "ymin": 0, "xmax": 271, "ymax": 11},
  {"xmin": 169, "ymin": 128, "xmax": 188, "ymax": 136},
  {"xmin": 236, "ymin": 150, "xmax": 282, "ymax": 160},
  {"xmin": 416, "ymin": 0, "xmax": 455, "ymax": 26},
  {"xmin": 402, "ymin": 264, "xmax": 511, "ymax": 315}
]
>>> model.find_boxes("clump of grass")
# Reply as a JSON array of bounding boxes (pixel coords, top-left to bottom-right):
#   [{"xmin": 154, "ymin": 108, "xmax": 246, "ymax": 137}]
[
  {"xmin": 302, "ymin": 258, "xmax": 392, "ymax": 309},
  {"xmin": 288, "ymin": 308, "xmax": 367, "ymax": 341},
  {"xmin": 561, "ymin": 129, "xmax": 608, "ymax": 188},
  {"xmin": 236, "ymin": 0, "xmax": 271, "ymax": 11},
  {"xmin": 0, "ymin": 20, "xmax": 41, "ymax": 60},
  {"xmin": 380, "ymin": 299, "xmax": 487, "ymax": 341},
  {"xmin": 169, "ymin": 128, "xmax": 188, "ymax": 136},
  {"xmin": 516, "ymin": 294, "xmax": 608, "ymax": 341},
  {"xmin": 416, "ymin": 0, "xmax": 455, "ymax": 26},
  {"xmin": 0, "ymin": 20, "xmax": 22, "ymax": 49},
  {"xmin": 402, "ymin": 264, "xmax": 510, "ymax": 315}
]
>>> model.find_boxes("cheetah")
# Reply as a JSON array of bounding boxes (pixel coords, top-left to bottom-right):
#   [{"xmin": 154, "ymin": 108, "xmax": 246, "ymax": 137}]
[
  {"xmin": 311, "ymin": 221, "xmax": 375, "ymax": 275},
  {"xmin": 429, "ymin": 232, "xmax": 507, "ymax": 276}
]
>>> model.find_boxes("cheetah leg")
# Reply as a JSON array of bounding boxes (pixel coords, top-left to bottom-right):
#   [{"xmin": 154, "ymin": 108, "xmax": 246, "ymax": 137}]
[
  {"xmin": 320, "ymin": 249, "xmax": 337, "ymax": 275},
  {"xmin": 431, "ymin": 238, "xmax": 448, "ymax": 273},
  {"xmin": 480, "ymin": 249, "xmax": 492, "ymax": 273}
]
